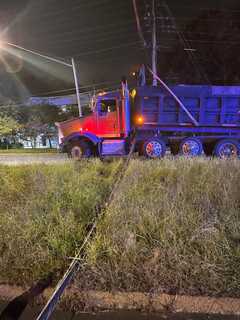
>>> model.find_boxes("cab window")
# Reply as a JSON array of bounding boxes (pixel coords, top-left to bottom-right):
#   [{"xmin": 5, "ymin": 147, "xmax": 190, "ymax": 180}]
[{"xmin": 99, "ymin": 99, "xmax": 116, "ymax": 115}]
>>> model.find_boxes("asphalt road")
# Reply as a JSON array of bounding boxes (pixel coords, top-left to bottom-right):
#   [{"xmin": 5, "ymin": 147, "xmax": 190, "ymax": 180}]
[{"xmin": 0, "ymin": 153, "xmax": 68, "ymax": 165}]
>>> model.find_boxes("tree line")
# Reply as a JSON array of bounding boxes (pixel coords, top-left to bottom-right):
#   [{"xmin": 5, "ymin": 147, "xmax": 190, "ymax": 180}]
[{"xmin": 0, "ymin": 104, "xmax": 80, "ymax": 149}]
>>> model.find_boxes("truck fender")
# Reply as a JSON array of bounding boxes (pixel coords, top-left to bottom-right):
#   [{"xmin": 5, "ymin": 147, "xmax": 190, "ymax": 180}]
[{"xmin": 62, "ymin": 132, "xmax": 100, "ymax": 148}]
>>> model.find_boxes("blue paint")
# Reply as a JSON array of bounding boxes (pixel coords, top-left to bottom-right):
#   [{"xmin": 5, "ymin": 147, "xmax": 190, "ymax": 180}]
[
  {"xmin": 58, "ymin": 84, "xmax": 240, "ymax": 157},
  {"xmin": 135, "ymin": 85, "xmax": 240, "ymax": 130},
  {"xmin": 141, "ymin": 125, "xmax": 240, "ymax": 135},
  {"xmin": 62, "ymin": 132, "xmax": 100, "ymax": 145},
  {"xmin": 124, "ymin": 88, "xmax": 131, "ymax": 136},
  {"xmin": 101, "ymin": 139, "xmax": 126, "ymax": 155}
]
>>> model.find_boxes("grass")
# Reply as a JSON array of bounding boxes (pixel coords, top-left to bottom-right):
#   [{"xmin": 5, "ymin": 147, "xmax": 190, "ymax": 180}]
[
  {"xmin": 84, "ymin": 158, "xmax": 240, "ymax": 297},
  {"xmin": 0, "ymin": 160, "xmax": 122, "ymax": 284},
  {"xmin": 0, "ymin": 158, "xmax": 239, "ymax": 298}
]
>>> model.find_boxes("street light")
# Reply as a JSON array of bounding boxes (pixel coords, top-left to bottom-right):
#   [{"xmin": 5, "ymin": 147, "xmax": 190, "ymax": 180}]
[{"xmin": 1, "ymin": 41, "xmax": 83, "ymax": 117}]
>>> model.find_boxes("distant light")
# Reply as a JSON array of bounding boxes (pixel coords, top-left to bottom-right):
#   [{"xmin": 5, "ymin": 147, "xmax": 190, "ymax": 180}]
[{"xmin": 132, "ymin": 72, "xmax": 136, "ymax": 76}]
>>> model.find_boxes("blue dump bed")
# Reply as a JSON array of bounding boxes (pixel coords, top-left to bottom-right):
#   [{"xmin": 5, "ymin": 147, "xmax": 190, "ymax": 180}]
[{"xmin": 135, "ymin": 85, "xmax": 240, "ymax": 128}]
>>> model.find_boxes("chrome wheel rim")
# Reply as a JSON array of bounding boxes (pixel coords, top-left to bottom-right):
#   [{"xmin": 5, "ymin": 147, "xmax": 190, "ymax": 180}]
[
  {"xmin": 146, "ymin": 141, "xmax": 163, "ymax": 158},
  {"xmin": 182, "ymin": 140, "xmax": 201, "ymax": 156},
  {"xmin": 219, "ymin": 143, "xmax": 238, "ymax": 159}
]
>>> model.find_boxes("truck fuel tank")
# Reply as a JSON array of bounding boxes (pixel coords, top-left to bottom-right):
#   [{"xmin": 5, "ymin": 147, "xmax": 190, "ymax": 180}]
[{"xmin": 101, "ymin": 139, "xmax": 126, "ymax": 156}]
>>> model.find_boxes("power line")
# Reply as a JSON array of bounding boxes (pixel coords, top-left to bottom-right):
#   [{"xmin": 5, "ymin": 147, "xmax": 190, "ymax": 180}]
[
  {"xmin": 161, "ymin": 1, "xmax": 210, "ymax": 84},
  {"xmin": 32, "ymin": 80, "xmax": 121, "ymax": 96},
  {"xmin": 20, "ymin": 16, "xmax": 137, "ymax": 55},
  {"xmin": 165, "ymin": 38, "xmax": 240, "ymax": 45},
  {"xmin": 32, "ymin": 86, "xmax": 119, "ymax": 99},
  {"xmin": 161, "ymin": 4, "xmax": 240, "ymax": 14},
  {"xmin": 157, "ymin": 16, "xmax": 240, "ymax": 23},
  {"xmin": 28, "ymin": 14, "xmax": 240, "ymax": 44},
  {"xmin": 32, "ymin": 20, "xmax": 136, "ymax": 41},
  {"xmin": 25, "ymin": 0, "xmax": 121, "ymax": 23},
  {"xmin": 132, "ymin": 0, "xmax": 147, "ymax": 47},
  {"xmin": 82, "ymin": 46, "xmax": 147, "ymax": 63},
  {"xmin": 8, "ymin": 39, "xmax": 139, "ymax": 69},
  {"xmin": 41, "ymin": 31, "xmax": 138, "ymax": 48},
  {"xmin": 0, "ymin": 83, "xmax": 122, "ymax": 106},
  {"xmin": 9, "ymin": 24, "xmax": 139, "ymax": 57},
  {"xmin": 158, "ymin": 29, "xmax": 240, "ymax": 36},
  {"xmin": 26, "ymin": 2, "xmax": 132, "ymax": 34},
  {"xmin": 66, "ymin": 41, "xmax": 142, "ymax": 59},
  {"xmin": 33, "ymin": 0, "xmax": 123, "ymax": 21}
]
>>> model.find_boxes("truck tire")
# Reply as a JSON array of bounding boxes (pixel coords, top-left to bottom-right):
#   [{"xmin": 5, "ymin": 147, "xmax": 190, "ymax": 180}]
[
  {"xmin": 180, "ymin": 137, "xmax": 203, "ymax": 156},
  {"xmin": 214, "ymin": 139, "xmax": 240, "ymax": 159},
  {"xmin": 143, "ymin": 137, "xmax": 166, "ymax": 159},
  {"xmin": 68, "ymin": 140, "xmax": 92, "ymax": 160}
]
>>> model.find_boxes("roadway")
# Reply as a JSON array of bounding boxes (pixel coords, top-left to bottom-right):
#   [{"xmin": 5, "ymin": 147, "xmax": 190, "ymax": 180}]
[{"xmin": 0, "ymin": 153, "xmax": 68, "ymax": 165}]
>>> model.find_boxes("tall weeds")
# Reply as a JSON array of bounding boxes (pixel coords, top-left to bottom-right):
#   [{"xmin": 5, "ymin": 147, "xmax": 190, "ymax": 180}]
[
  {"xmin": 0, "ymin": 160, "xmax": 121, "ymax": 284},
  {"xmin": 0, "ymin": 158, "xmax": 239, "ymax": 297},
  {"xmin": 85, "ymin": 158, "xmax": 240, "ymax": 297}
]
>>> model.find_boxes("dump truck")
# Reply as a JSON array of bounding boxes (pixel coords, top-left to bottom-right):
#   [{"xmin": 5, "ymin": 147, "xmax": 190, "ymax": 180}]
[{"xmin": 56, "ymin": 82, "xmax": 240, "ymax": 159}]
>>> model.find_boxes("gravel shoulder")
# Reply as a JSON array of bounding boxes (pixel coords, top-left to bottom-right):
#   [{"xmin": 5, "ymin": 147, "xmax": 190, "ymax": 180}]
[{"xmin": 0, "ymin": 153, "xmax": 68, "ymax": 165}]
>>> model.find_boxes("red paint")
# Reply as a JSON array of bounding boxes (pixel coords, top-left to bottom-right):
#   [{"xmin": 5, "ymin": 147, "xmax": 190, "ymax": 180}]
[{"xmin": 58, "ymin": 109, "xmax": 121, "ymax": 142}]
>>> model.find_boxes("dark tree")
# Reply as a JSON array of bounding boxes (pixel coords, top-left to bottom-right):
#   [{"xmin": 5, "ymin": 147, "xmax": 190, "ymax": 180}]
[{"xmin": 160, "ymin": 9, "xmax": 240, "ymax": 85}]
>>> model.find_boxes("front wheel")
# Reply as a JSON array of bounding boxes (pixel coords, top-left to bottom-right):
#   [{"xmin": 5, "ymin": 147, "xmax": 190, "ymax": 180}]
[
  {"xmin": 143, "ymin": 137, "xmax": 166, "ymax": 159},
  {"xmin": 68, "ymin": 140, "xmax": 93, "ymax": 160},
  {"xmin": 214, "ymin": 139, "xmax": 240, "ymax": 159}
]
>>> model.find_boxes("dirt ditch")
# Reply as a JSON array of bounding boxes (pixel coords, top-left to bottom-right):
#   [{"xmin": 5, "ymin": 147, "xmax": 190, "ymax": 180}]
[{"xmin": 0, "ymin": 285, "xmax": 239, "ymax": 316}]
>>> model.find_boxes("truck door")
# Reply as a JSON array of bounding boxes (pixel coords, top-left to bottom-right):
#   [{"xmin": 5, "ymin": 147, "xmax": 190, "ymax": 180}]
[{"xmin": 97, "ymin": 98, "xmax": 120, "ymax": 137}]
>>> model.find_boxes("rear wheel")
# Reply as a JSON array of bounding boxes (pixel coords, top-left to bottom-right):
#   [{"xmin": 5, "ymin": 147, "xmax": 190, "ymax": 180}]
[
  {"xmin": 143, "ymin": 137, "xmax": 166, "ymax": 159},
  {"xmin": 68, "ymin": 140, "xmax": 93, "ymax": 160},
  {"xmin": 214, "ymin": 139, "xmax": 240, "ymax": 159},
  {"xmin": 180, "ymin": 137, "xmax": 203, "ymax": 156}
]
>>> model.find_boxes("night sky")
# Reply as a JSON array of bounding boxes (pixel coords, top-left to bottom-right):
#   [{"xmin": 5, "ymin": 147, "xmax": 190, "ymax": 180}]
[{"xmin": 0, "ymin": 0, "xmax": 239, "ymax": 100}]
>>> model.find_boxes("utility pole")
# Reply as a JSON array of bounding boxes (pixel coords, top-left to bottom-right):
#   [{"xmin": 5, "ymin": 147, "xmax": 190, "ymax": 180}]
[
  {"xmin": 152, "ymin": 0, "xmax": 157, "ymax": 86},
  {"xmin": 71, "ymin": 57, "xmax": 82, "ymax": 117}
]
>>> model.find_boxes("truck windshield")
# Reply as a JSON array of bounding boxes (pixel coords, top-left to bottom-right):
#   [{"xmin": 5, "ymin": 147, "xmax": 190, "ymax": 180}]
[{"xmin": 99, "ymin": 99, "xmax": 116, "ymax": 115}]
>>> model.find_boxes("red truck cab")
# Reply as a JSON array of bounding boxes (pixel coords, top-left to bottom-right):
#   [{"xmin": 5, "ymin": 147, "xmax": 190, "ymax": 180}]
[{"xmin": 56, "ymin": 87, "xmax": 132, "ymax": 158}]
